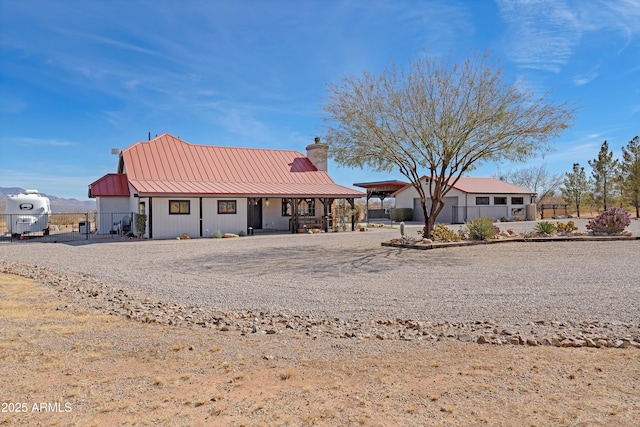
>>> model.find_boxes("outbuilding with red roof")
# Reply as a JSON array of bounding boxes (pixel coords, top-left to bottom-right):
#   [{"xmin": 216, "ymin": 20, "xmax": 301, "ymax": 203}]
[{"xmin": 392, "ymin": 176, "xmax": 537, "ymax": 224}]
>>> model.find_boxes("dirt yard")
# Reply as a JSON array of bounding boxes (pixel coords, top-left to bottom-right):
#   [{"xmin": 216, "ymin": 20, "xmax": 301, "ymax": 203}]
[{"xmin": 1, "ymin": 272, "xmax": 639, "ymax": 426}]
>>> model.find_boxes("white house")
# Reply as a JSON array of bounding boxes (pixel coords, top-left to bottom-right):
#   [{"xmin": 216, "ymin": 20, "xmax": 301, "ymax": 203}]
[
  {"xmin": 393, "ymin": 176, "xmax": 536, "ymax": 223},
  {"xmin": 88, "ymin": 133, "xmax": 364, "ymax": 239}
]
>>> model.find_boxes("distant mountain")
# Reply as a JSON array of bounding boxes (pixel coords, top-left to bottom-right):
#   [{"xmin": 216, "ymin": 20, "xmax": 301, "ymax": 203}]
[{"xmin": 0, "ymin": 188, "xmax": 96, "ymax": 213}]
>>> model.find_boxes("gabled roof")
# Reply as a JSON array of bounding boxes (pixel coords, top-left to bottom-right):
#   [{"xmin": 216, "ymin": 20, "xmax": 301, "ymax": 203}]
[
  {"xmin": 117, "ymin": 133, "xmax": 363, "ymax": 198},
  {"xmin": 88, "ymin": 173, "xmax": 130, "ymax": 198},
  {"xmin": 450, "ymin": 177, "xmax": 534, "ymax": 194},
  {"xmin": 393, "ymin": 176, "xmax": 534, "ymax": 196}
]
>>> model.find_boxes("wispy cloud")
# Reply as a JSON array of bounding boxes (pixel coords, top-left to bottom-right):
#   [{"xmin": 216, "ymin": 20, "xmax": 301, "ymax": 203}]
[
  {"xmin": 496, "ymin": 0, "xmax": 581, "ymax": 73},
  {"xmin": 573, "ymin": 71, "xmax": 599, "ymax": 86},
  {"xmin": 496, "ymin": 0, "xmax": 640, "ymax": 72},
  {"xmin": 1, "ymin": 137, "xmax": 75, "ymax": 147}
]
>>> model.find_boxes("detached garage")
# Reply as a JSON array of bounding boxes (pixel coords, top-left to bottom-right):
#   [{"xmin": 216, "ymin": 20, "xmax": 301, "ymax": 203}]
[
  {"xmin": 412, "ymin": 197, "xmax": 458, "ymax": 223},
  {"xmin": 394, "ymin": 176, "xmax": 536, "ymax": 224}
]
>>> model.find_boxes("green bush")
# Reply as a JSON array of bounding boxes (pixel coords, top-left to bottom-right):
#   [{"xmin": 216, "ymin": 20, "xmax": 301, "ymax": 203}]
[
  {"xmin": 586, "ymin": 208, "xmax": 631, "ymax": 234},
  {"xmin": 212, "ymin": 229, "xmax": 223, "ymax": 238},
  {"xmin": 535, "ymin": 221, "xmax": 557, "ymax": 235},
  {"xmin": 391, "ymin": 208, "xmax": 413, "ymax": 222},
  {"xmin": 430, "ymin": 224, "xmax": 461, "ymax": 242},
  {"xmin": 462, "ymin": 216, "xmax": 499, "ymax": 241},
  {"xmin": 134, "ymin": 213, "xmax": 147, "ymax": 238}
]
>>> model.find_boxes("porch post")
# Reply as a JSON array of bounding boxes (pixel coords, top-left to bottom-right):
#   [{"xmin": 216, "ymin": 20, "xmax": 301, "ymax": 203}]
[
  {"xmin": 292, "ymin": 198, "xmax": 298, "ymax": 233},
  {"xmin": 148, "ymin": 197, "xmax": 153, "ymax": 239},
  {"xmin": 348, "ymin": 198, "xmax": 355, "ymax": 231},
  {"xmin": 319, "ymin": 198, "xmax": 328, "ymax": 232},
  {"xmin": 199, "ymin": 197, "xmax": 203, "ymax": 237},
  {"xmin": 365, "ymin": 191, "xmax": 371, "ymax": 225}
]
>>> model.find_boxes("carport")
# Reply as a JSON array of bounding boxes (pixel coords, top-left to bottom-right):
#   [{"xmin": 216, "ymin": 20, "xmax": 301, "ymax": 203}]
[{"xmin": 354, "ymin": 180, "xmax": 407, "ymax": 223}]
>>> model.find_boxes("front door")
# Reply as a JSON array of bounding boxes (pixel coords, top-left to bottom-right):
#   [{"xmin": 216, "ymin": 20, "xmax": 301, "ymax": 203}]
[{"xmin": 248, "ymin": 198, "xmax": 263, "ymax": 229}]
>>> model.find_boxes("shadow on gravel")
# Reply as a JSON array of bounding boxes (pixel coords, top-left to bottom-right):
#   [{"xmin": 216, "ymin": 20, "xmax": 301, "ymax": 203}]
[{"xmin": 175, "ymin": 245, "xmax": 471, "ymax": 278}]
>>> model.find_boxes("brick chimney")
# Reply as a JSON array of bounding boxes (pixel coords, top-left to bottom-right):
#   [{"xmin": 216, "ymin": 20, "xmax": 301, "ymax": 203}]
[{"xmin": 305, "ymin": 136, "xmax": 328, "ymax": 171}]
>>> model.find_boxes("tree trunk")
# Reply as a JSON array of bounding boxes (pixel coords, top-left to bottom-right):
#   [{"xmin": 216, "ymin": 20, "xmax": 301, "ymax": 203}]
[
  {"xmin": 425, "ymin": 196, "xmax": 446, "ymax": 237},
  {"xmin": 420, "ymin": 197, "xmax": 431, "ymax": 238}
]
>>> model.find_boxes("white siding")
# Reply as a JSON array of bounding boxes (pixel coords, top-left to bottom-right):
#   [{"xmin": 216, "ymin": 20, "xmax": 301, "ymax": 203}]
[
  {"xmin": 262, "ymin": 199, "xmax": 289, "ymax": 230},
  {"xmin": 395, "ymin": 182, "xmax": 463, "ymax": 223},
  {"xmin": 413, "ymin": 196, "xmax": 459, "ymax": 223},
  {"xmin": 395, "ymin": 178, "xmax": 533, "ymax": 223},
  {"xmin": 202, "ymin": 198, "xmax": 247, "ymax": 236},
  {"xmin": 95, "ymin": 196, "xmax": 132, "ymax": 234},
  {"xmin": 151, "ymin": 197, "xmax": 201, "ymax": 239}
]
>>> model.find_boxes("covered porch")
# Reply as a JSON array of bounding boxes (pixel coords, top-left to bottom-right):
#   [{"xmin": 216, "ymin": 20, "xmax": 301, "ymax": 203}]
[{"xmin": 246, "ymin": 196, "xmax": 360, "ymax": 234}]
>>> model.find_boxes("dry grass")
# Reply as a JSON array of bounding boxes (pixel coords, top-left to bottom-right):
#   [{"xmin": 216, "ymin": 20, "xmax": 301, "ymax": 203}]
[{"xmin": 1, "ymin": 272, "xmax": 639, "ymax": 426}]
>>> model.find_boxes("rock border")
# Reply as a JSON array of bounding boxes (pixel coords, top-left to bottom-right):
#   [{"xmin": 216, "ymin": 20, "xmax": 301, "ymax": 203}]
[
  {"xmin": 382, "ymin": 235, "xmax": 640, "ymax": 250},
  {"xmin": 1, "ymin": 261, "xmax": 638, "ymax": 349}
]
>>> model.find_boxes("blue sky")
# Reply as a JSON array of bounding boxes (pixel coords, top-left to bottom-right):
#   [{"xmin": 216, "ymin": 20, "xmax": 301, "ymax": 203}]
[{"xmin": 1, "ymin": 0, "xmax": 639, "ymax": 200}]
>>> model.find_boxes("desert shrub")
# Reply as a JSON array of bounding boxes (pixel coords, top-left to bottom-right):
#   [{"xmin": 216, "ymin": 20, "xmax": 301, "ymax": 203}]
[
  {"xmin": 586, "ymin": 208, "xmax": 631, "ymax": 234},
  {"xmin": 212, "ymin": 229, "xmax": 223, "ymax": 238},
  {"xmin": 134, "ymin": 213, "xmax": 147, "ymax": 238},
  {"xmin": 556, "ymin": 221, "xmax": 578, "ymax": 233},
  {"xmin": 391, "ymin": 208, "xmax": 413, "ymax": 222},
  {"xmin": 535, "ymin": 221, "xmax": 557, "ymax": 235},
  {"xmin": 462, "ymin": 216, "xmax": 499, "ymax": 241},
  {"xmin": 430, "ymin": 224, "xmax": 461, "ymax": 242},
  {"xmin": 238, "ymin": 230, "xmax": 246, "ymax": 237}
]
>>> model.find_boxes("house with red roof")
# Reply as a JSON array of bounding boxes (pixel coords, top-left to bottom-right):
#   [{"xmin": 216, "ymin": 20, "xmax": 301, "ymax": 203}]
[
  {"xmin": 89, "ymin": 133, "xmax": 364, "ymax": 239},
  {"xmin": 392, "ymin": 176, "xmax": 537, "ymax": 223}
]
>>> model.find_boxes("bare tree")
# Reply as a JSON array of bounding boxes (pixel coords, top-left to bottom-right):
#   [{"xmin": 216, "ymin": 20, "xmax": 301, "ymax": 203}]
[
  {"xmin": 322, "ymin": 51, "xmax": 575, "ymax": 235},
  {"xmin": 495, "ymin": 164, "xmax": 563, "ymax": 208}
]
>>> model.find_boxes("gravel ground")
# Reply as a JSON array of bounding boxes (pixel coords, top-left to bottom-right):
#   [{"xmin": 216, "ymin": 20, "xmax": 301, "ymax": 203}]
[
  {"xmin": 1, "ymin": 218, "xmax": 639, "ymax": 345},
  {"xmin": 2, "ymin": 219, "xmax": 639, "ymax": 426}
]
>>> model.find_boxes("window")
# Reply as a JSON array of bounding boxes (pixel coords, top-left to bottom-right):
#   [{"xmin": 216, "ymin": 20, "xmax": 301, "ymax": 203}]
[
  {"xmin": 169, "ymin": 200, "xmax": 190, "ymax": 214},
  {"xmin": 494, "ymin": 197, "xmax": 507, "ymax": 205},
  {"xmin": 282, "ymin": 198, "xmax": 292, "ymax": 216},
  {"xmin": 298, "ymin": 199, "xmax": 315, "ymax": 216},
  {"xmin": 218, "ymin": 200, "xmax": 237, "ymax": 214},
  {"xmin": 281, "ymin": 198, "xmax": 316, "ymax": 216},
  {"xmin": 476, "ymin": 197, "xmax": 489, "ymax": 205},
  {"xmin": 511, "ymin": 197, "xmax": 524, "ymax": 205}
]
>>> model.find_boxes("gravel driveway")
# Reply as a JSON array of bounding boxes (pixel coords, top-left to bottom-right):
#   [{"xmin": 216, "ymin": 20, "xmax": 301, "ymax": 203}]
[{"xmin": 1, "ymin": 219, "xmax": 639, "ymax": 327}]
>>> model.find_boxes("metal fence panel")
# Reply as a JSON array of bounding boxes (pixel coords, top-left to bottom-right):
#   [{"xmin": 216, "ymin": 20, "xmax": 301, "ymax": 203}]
[
  {"xmin": 1, "ymin": 212, "xmax": 135, "ymax": 243},
  {"xmin": 452, "ymin": 206, "xmax": 509, "ymax": 223}
]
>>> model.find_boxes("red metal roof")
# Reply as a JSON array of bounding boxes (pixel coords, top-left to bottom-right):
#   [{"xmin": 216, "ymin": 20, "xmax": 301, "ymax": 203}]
[
  {"xmin": 393, "ymin": 176, "xmax": 534, "ymax": 196},
  {"xmin": 119, "ymin": 133, "xmax": 364, "ymax": 198},
  {"xmin": 88, "ymin": 173, "xmax": 130, "ymax": 197},
  {"xmin": 353, "ymin": 180, "xmax": 408, "ymax": 191},
  {"xmin": 451, "ymin": 177, "xmax": 534, "ymax": 194}
]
